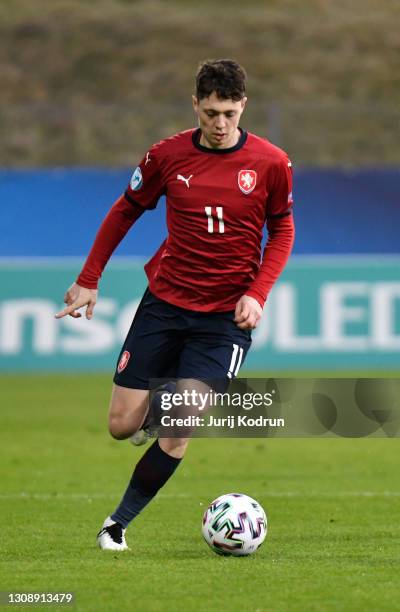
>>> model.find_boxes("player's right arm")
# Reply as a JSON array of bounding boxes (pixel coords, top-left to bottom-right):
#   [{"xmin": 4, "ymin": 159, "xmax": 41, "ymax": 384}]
[
  {"xmin": 55, "ymin": 282, "xmax": 98, "ymax": 320},
  {"xmin": 55, "ymin": 147, "xmax": 165, "ymax": 320}
]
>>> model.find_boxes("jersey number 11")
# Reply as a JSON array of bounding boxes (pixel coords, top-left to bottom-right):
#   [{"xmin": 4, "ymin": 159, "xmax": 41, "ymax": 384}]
[{"xmin": 204, "ymin": 206, "xmax": 224, "ymax": 234}]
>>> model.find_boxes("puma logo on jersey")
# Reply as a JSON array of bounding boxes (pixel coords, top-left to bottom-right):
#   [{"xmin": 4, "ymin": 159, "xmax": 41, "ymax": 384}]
[
  {"xmin": 145, "ymin": 152, "xmax": 151, "ymax": 165},
  {"xmin": 177, "ymin": 174, "xmax": 193, "ymax": 188}
]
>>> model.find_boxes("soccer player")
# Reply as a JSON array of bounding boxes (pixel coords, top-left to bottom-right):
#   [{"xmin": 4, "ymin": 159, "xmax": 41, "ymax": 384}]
[{"xmin": 55, "ymin": 59, "xmax": 295, "ymax": 551}]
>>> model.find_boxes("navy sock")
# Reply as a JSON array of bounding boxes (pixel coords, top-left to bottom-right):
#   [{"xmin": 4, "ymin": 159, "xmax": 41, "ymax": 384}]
[{"xmin": 111, "ymin": 439, "xmax": 182, "ymax": 528}]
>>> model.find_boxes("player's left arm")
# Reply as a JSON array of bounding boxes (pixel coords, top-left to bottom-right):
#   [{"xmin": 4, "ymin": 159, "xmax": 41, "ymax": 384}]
[
  {"xmin": 234, "ymin": 294, "xmax": 264, "ymax": 330},
  {"xmin": 235, "ymin": 155, "xmax": 295, "ymax": 330}
]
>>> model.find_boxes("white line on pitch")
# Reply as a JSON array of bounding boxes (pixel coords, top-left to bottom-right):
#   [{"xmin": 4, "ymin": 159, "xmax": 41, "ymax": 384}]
[{"xmin": 0, "ymin": 491, "xmax": 399, "ymax": 500}]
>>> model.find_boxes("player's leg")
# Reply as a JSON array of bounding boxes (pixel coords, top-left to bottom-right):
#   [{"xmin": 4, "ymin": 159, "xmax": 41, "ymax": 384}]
[
  {"xmin": 98, "ymin": 290, "xmax": 186, "ymax": 550},
  {"xmin": 101, "ymin": 378, "xmax": 205, "ymax": 550},
  {"xmin": 108, "ymin": 384, "xmax": 149, "ymax": 440},
  {"xmin": 100, "ymin": 436, "xmax": 189, "ymax": 549}
]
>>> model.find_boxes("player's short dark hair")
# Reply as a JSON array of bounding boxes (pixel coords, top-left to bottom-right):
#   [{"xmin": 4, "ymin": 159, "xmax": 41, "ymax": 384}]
[{"xmin": 195, "ymin": 59, "xmax": 247, "ymax": 101}]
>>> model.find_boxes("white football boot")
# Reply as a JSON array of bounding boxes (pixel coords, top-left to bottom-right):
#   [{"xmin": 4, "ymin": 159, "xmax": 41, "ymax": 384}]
[{"xmin": 97, "ymin": 516, "xmax": 128, "ymax": 551}]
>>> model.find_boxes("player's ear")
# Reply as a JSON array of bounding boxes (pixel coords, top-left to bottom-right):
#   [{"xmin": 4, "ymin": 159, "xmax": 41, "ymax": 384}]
[
  {"xmin": 192, "ymin": 95, "xmax": 199, "ymax": 113},
  {"xmin": 240, "ymin": 96, "xmax": 248, "ymax": 111}
]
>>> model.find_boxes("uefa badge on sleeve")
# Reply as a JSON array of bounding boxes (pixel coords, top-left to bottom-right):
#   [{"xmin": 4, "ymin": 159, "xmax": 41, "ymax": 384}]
[
  {"xmin": 238, "ymin": 170, "xmax": 257, "ymax": 194},
  {"xmin": 130, "ymin": 166, "xmax": 143, "ymax": 191}
]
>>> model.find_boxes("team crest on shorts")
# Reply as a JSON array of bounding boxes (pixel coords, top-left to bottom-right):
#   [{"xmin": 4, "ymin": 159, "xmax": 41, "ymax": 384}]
[
  {"xmin": 117, "ymin": 350, "xmax": 131, "ymax": 373},
  {"xmin": 238, "ymin": 170, "xmax": 257, "ymax": 194}
]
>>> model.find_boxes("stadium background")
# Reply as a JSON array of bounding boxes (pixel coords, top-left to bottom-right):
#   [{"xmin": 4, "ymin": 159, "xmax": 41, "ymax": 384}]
[
  {"xmin": 1, "ymin": 2, "xmax": 399, "ymax": 611},
  {"xmin": 1, "ymin": 1, "xmax": 399, "ymax": 374}
]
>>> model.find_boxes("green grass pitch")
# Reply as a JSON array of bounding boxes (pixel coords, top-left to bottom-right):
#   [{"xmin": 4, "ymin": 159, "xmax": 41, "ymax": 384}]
[{"xmin": 1, "ymin": 374, "xmax": 399, "ymax": 612}]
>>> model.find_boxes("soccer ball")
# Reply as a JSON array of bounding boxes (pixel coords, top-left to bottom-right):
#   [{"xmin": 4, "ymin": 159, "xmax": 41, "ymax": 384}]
[{"xmin": 202, "ymin": 493, "xmax": 267, "ymax": 556}]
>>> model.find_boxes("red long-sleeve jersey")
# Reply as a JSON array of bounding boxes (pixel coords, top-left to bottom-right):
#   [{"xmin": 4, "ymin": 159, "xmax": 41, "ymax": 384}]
[{"xmin": 77, "ymin": 128, "xmax": 295, "ymax": 311}]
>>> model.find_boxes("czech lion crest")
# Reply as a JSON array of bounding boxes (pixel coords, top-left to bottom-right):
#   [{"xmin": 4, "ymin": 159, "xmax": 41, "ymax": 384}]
[{"xmin": 238, "ymin": 170, "xmax": 257, "ymax": 194}]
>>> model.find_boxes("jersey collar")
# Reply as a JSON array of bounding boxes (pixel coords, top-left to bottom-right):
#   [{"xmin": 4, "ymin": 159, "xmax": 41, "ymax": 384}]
[{"xmin": 192, "ymin": 128, "xmax": 248, "ymax": 154}]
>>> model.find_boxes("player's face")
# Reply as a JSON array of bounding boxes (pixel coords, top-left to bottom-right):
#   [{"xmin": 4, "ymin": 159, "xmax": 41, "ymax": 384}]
[{"xmin": 192, "ymin": 92, "xmax": 247, "ymax": 149}]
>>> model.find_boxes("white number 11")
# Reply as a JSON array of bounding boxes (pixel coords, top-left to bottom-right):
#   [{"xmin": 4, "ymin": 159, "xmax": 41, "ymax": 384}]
[{"xmin": 204, "ymin": 206, "xmax": 224, "ymax": 233}]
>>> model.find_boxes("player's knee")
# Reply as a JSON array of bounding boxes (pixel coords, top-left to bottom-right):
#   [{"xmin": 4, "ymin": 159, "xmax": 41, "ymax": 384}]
[
  {"xmin": 108, "ymin": 416, "xmax": 126, "ymax": 439},
  {"xmin": 108, "ymin": 385, "xmax": 149, "ymax": 439},
  {"xmin": 108, "ymin": 414, "xmax": 138, "ymax": 440}
]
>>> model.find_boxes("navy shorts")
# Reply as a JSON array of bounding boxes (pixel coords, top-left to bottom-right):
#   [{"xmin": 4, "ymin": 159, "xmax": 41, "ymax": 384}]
[{"xmin": 113, "ymin": 288, "xmax": 252, "ymax": 392}]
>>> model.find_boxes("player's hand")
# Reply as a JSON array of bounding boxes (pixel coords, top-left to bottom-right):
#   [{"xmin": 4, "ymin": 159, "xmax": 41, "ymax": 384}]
[
  {"xmin": 55, "ymin": 283, "xmax": 98, "ymax": 320},
  {"xmin": 234, "ymin": 295, "xmax": 262, "ymax": 330}
]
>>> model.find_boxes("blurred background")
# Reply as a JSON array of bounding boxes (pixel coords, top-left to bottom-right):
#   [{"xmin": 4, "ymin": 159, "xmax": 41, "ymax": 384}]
[{"xmin": 0, "ymin": 0, "xmax": 399, "ymax": 373}]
